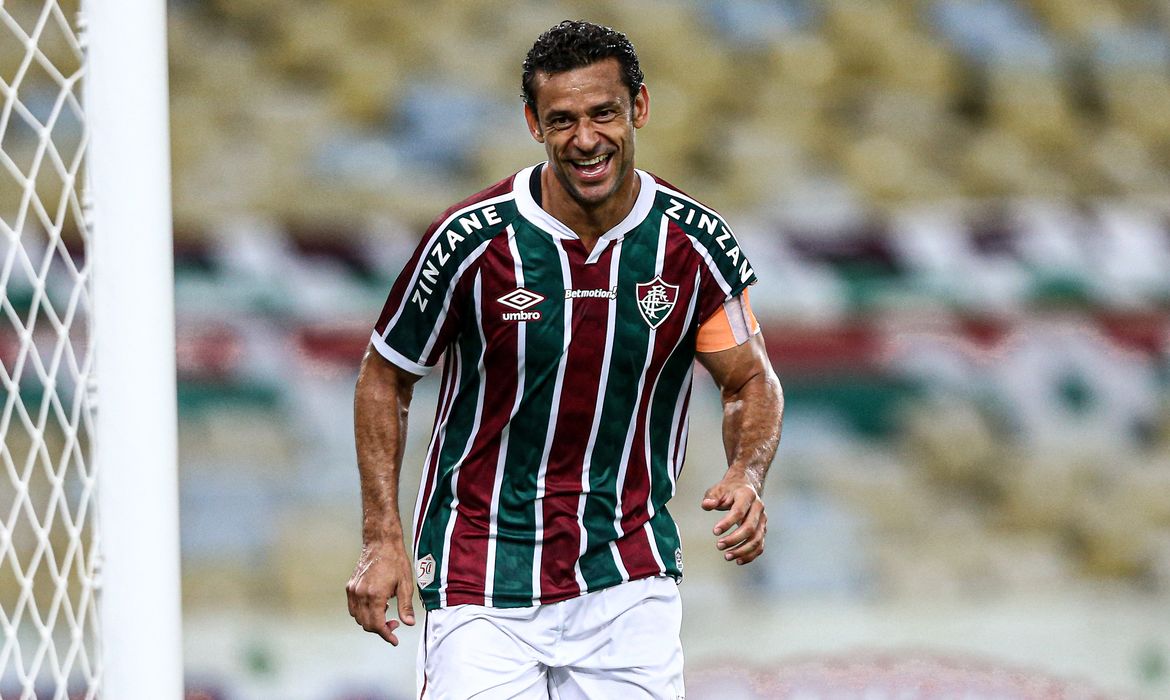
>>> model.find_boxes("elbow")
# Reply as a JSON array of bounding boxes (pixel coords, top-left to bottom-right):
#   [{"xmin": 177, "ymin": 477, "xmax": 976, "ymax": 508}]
[
  {"xmin": 769, "ymin": 369, "xmax": 784, "ymax": 418},
  {"xmin": 356, "ymin": 348, "xmax": 418, "ymax": 407}
]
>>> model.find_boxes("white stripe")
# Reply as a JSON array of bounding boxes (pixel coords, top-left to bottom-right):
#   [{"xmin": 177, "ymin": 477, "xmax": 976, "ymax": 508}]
[
  {"xmin": 654, "ymin": 216, "xmax": 669, "ymax": 282},
  {"xmin": 638, "ymin": 216, "xmax": 670, "ymax": 524},
  {"xmin": 644, "ymin": 521, "xmax": 666, "ymax": 574},
  {"xmin": 663, "ymin": 270, "xmax": 704, "ymax": 493},
  {"xmin": 370, "ymin": 331, "xmax": 430, "ymax": 376},
  {"xmin": 380, "ymin": 190, "xmax": 515, "ymax": 341},
  {"xmin": 484, "ymin": 232, "xmax": 528, "ymax": 605},
  {"xmin": 684, "ymin": 232, "xmax": 733, "ymax": 297},
  {"xmin": 417, "ymin": 239, "xmax": 494, "ymax": 363},
  {"xmin": 529, "ymin": 241, "xmax": 573, "ymax": 604},
  {"xmin": 575, "ymin": 240, "xmax": 623, "ymax": 591},
  {"xmin": 608, "ymin": 540, "xmax": 630, "ymax": 580},
  {"xmin": 666, "ymin": 367, "xmax": 694, "ymax": 490},
  {"xmin": 642, "ymin": 253, "xmax": 699, "ymax": 524},
  {"xmin": 412, "ymin": 351, "xmax": 460, "ymax": 556},
  {"xmin": 437, "ymin": 276, "xmax": 489, "ymax": 608},
  {"xmin": 611, "ymin": 220, "xmax": 666, "ymax": 556},
  {"xmin": 674, "ymin": 401, "xmax": 691, "ymax": 482},
  {"xmin": 629, "ymin": 217, "xmax": 684, "ymax": 574},
  {"xmin": 418, "ymin": 349, "xmax": 464, "ymax": 563}
]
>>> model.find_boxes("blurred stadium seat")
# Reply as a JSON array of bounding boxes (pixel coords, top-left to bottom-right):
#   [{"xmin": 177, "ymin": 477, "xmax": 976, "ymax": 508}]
[{"xmin": 79, "ymin": 0, "xmax": 1170, "ymax": 697}]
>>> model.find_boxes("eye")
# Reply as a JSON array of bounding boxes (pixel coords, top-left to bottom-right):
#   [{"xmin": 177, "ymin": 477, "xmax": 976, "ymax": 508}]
[
  {"xmin": 594, "ymin": 109, "xmax": 617, "ymax": 122},
  {"xmin": 547, "ymin": 115, "xmax": 572, "ymax": 130}
]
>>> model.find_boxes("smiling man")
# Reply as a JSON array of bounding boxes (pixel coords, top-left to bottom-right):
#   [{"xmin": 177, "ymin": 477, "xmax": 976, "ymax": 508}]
[{"xmin": 347, "ymin": 20, "xmax": 783, "ymax": 700}]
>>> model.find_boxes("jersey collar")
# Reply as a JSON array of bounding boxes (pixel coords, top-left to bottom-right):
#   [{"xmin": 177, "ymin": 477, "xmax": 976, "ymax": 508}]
[{"xmin": 513, "ymin": 163, "xmax": 657, "ymax": 263}]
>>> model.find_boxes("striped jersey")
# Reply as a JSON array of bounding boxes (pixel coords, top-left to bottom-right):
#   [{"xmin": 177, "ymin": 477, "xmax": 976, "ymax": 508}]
[{"xmin": 371, "ymin": 164, "xmax": 757, "ymax": 610}]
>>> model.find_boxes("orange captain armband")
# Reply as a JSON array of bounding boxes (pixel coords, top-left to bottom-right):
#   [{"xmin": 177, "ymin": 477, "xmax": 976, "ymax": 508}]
[{"xmin": 695, "ymin": 289, "xmax": 761, "ymax": 353}]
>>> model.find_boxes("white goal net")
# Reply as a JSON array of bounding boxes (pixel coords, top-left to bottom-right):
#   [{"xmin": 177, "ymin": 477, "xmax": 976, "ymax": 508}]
[
  {"xmin": 3, "ymin": 1, "xmax": 182, "ymax": 697},
  {"xmin": 1, "ymin": 1, "xmax": 98, "ymax": 698}
]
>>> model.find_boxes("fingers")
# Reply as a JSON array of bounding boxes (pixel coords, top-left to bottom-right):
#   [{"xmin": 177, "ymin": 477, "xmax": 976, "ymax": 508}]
[
  {"xmin": 710, "ymin": 482, "xmax": 767, "ymax": 566},
  {"xmin": 720, "ymin": 508, "xmax": 767, "ymax": 565},
  {"xmin": 347, "ymin": 571, "xmax": 413, "ymax": 645},
  {"xmin": 372, "ymin": 618, "xmax": 402, "ymax": 646},
  {"xmin": 700, "ymin": 484, "xmax": 734, "ymax": 512},
  {"xmin": 396, "ymin": 578, "xmax": 417, "ymax": 626},
  {"xmin": 716, "ymin": 498, "xmax": 761, "ymax": 550},
  {"xmin": 712, "ymin": 485, "xmax": 756, "ymax": 535}
]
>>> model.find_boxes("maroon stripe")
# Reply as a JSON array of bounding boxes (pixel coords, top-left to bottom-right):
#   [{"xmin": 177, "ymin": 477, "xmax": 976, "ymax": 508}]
[
  {"xmin": 420, "ymin": 270, "xmax": 478, "ymax": 371},
  {"xmin": 671, "ymin": 383, "xmax": 693, "ymax": 480},
  {"xmin": 613, "ymin": 231, "xmax": 701, "ymax": 577},
  {"xmin": 539, "ymin": 242, "xmax": 612, "ymax": 601},
  {"xmin": 615, "ymin": 529, "xmax": 658, "ymax": 579},
  {"xmin": 618, "ymin": 231, "xmax": 698, "ymax": 534},
  {"xmin": 443, "ymin": 512, "xmax": 489, "ymax": 607},
  {"xmin": 413, "ymin": 350, "xmax": 459, "ymax": 552},
  {"xmin": 443, "ymin": 236, "xmax": 521, "ymax": 605}
]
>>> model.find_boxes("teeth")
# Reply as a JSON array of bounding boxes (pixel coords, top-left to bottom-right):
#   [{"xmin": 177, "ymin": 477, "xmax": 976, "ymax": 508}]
[{"xmin": 574, "ymin": 154, "xmax": 608, "ymax": 167}]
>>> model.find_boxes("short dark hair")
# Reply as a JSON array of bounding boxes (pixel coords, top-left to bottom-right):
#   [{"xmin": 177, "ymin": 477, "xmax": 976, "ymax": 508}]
[{"xmin": 522, "ymin": 20, "xmax": 644, "ymax": 109}]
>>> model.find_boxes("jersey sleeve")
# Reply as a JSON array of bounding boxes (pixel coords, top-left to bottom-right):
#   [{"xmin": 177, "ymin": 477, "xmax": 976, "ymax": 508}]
[
  {"xmin": 370, "ymin": 222, "xmax": 476, "ymax": 375},
  {"xmin": 686, "ymin": 216, "xmax": 758, "ymax": 328}
]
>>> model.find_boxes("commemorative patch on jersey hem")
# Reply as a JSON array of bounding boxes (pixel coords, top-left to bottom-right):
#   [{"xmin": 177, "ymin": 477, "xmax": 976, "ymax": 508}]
[
  {"xmin": 636, "ymin": 276, "xmax": 679, "ymax": 329},
  {"xmin": 498, "ymin": 287, "xmax": 545, "ymax": 321},
  {"xmin": 416, "ymin": 554, "xmax": 436, "ymax": 588}
]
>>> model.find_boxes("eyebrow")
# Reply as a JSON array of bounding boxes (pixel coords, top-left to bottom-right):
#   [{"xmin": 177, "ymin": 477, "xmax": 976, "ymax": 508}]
[{"xmin": 542, "ymin": 98, "xmax": 624, "ymax": 120}]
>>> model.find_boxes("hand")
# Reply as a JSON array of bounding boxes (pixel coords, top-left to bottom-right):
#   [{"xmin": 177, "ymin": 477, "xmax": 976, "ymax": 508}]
[
  {"xmin": 701, "ymin": 472, "xmax": 767, "ymax": 565},
  {"xmin": 346, "ymin": 540, "xmax": 417, "ymax": 645}
]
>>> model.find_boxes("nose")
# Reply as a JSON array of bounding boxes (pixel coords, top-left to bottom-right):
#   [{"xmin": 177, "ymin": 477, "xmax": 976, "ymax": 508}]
[{"xmin": 574, "ymin": 118, "xmax": 600, "ymax": 153}]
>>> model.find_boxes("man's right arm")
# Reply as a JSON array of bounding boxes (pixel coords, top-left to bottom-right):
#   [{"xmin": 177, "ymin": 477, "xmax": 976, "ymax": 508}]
[{"xmin": 346, "ymin": 346, "xmax": 422, "ymax": 646}]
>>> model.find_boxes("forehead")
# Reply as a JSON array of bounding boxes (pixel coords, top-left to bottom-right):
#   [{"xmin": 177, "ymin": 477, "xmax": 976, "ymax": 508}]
[{"xmin": 530, "ymin": 58, "xmax": 628, "ymax": 113}]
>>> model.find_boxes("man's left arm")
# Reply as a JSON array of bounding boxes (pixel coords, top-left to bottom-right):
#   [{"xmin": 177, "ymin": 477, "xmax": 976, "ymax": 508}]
[{"xmin": 696, "ymin": 331, "xmax": 783, "ymax": 565}]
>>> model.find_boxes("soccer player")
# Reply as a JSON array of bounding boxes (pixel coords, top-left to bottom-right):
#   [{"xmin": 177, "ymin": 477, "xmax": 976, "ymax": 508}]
[{"xmin": 347, "ymin": 20, "xmax": 783, "ymax": 699}]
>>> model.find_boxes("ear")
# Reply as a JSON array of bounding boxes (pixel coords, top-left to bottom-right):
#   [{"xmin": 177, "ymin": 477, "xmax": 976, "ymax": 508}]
[
  {"xmin": 524, "ymin": 104, "xmax": 545, "ymax": 143},
  {"xmin": 632, "ymin": 84, "xmax": 650, "ymax": 129}
]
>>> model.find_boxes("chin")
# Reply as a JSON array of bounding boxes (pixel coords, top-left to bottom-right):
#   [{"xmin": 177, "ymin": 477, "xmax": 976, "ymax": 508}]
[{"xmin": 570, "ymin": 184, "xmax": 620, "ymax": 208}]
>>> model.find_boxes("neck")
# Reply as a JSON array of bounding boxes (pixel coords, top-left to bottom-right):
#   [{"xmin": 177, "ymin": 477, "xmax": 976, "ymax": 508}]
[{"xmin": 540, "ymin": 166, "xmax": 640, "ymax": 249}]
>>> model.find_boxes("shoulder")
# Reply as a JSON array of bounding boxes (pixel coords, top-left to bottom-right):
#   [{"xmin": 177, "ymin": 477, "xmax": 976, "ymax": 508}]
[
  {"xmin": 644, "ymin": 173, "xmax": 735, "ymax": 239},
  {"xmin": 643, "ymin": 171, "xmax": 758, "ymax": 292},
  {"xmin": 420, "ymin": 170, "xmax": 526, "ymax": 242}
]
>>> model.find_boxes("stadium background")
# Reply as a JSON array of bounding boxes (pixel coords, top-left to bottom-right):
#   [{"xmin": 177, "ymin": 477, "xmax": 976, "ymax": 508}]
[{"xmin": 65, "ymin": 0, "xmax": 1170, "ymax": 697}]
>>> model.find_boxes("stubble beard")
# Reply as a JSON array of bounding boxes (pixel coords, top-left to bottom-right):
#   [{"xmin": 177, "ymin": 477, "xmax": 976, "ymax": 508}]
[{"xmin": 551, "ymin": 140, "xmax": 636, "ymax": 212}]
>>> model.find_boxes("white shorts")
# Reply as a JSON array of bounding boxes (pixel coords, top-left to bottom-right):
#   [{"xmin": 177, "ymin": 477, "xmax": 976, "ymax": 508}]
[{"xmin": 416, "ymin": 576, "xmax": 685, "ymax": 700}]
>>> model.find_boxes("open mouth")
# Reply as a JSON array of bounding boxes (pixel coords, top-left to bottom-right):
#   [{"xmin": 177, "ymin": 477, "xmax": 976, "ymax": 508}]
[{"xmin": 569, "ymin": 153, "xmax": 612, "ymax": 180}]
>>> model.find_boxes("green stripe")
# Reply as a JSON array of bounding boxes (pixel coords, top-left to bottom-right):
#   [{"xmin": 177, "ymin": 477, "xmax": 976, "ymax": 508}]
[
  {"xmin": 579, "ymin": 218, "xmax": 660, "ymax": 587},
  {"xmin": 491, "ymin": 223, "xmax": 567, "ymax": 606},
  {"xmin": 645, "ymin": 326, "xmax": 695, "ymax": 576},
  {"xmin": 418, "ymin": 322, "xmax": 485, "ymax": 609}
]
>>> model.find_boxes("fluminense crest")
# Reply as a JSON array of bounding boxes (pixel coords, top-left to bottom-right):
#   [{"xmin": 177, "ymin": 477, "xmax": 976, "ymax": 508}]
[{"xmin": 635, "ymin": 276, "xmax": 679, "ymax": 329}]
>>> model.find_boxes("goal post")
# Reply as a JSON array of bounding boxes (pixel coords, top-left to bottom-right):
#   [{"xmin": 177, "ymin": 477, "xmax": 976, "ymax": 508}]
[
  {"xmin": 86, "ymin": 0, "xmax": 183, "ymax": 698},
  {"xmin": 1, "ymin": 0, "xmax": 182, "ymax": 697}
]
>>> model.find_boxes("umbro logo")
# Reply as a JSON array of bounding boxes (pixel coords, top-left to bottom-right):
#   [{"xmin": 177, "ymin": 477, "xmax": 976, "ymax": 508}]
[{"xmin": 498, "ymin": 288, "xmax": 545, "ymax": 321}]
